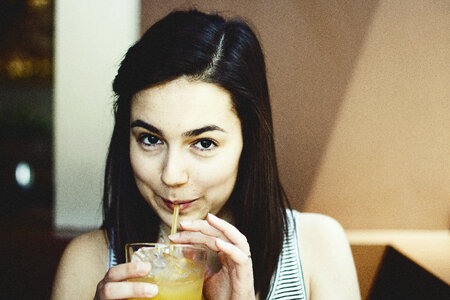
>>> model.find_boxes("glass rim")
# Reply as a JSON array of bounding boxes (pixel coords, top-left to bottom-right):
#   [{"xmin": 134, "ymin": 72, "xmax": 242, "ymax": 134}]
[{"xmin": 125, "ymin": 243, "xmax": 207, "ymax": 251}]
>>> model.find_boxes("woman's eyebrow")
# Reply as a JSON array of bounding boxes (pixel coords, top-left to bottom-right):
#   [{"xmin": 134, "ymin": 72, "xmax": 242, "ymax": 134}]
[
  {"xmin": 130, "ymin": 120, "xmax": 225, "ymax": 137},
  {"xmin": 130, "ymin": 120, "xmax": 163, "ymax": 136},
  {"xmin": 183, "ymin": 125, "xmax": 226, "ymax": 137}
]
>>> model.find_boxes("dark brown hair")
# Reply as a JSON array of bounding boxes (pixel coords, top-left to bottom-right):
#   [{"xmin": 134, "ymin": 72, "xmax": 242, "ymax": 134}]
[{"xmin": 101, "ymin": 9, "xmax": 290, "ymax": 298}]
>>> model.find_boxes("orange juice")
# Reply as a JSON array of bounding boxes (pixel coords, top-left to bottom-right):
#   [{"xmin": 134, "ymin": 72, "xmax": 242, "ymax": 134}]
[{"xmin": 129, "ymin": 271, "xmax": 204, "ymax": 300}]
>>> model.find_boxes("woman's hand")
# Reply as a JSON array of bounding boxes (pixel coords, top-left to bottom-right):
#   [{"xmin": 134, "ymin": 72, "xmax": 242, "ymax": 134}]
[
  {"xmin": 94, "ymin": 262, "xmax": 158, "ymax": 299},
  {"xmin": 169, "ymin": 213, "xmax": 255, "ymax": 300}
]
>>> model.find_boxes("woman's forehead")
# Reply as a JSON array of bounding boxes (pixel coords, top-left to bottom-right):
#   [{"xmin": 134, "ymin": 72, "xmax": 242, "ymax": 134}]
[{"xmin": 130, "ymin": 78, "xmax": 240, "ymax": 131}]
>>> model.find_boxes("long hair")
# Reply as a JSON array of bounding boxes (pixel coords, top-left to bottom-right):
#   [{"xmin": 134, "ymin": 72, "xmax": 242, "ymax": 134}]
[{"xmin": 101, "ymin": 10, "xmax": 290, "ymax": 298}]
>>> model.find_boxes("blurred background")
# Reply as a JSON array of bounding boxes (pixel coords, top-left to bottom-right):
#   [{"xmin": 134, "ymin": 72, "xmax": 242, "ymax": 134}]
[
  {"xmin": 0, "ymin": 0, "xmax": 53, "ymax": 221},
  {"xmin": 0, "ymin": 0, "xmax": 448, "ymax": 299}
]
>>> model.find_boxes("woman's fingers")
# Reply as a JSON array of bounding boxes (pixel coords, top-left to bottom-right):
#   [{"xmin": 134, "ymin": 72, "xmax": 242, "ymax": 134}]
[
  {"xmin": 215, "ymin": 238, "xmax": 251, "ymax": 266},
  {"xmin": 170, "ymin": 214, "xmax": 251, "ymax": 262},
  {"xmin": 169, "ymin": 231, "xmax": 220, "ymax": 251},
  {"xmin": 180, "ymin": 214, "xmax": 250, "ymax": 253},
  {"xmin": 170, "ymin": 217, "xmax": 230, "ymax": 251},
  {"xmin": 95, "ymin": 262, "xmax": 157, "ymax": 299},
  {"xmin": 206, "ymin": 213, "xmax": 250, "ymax": 255},
  {"xmin": 97, "ymin": 281, "xmax": 158, "ymax": 299},
  {"xmin": 179, "ymin": 219, "xmax": 224, "ymax": 239},
  {"xmin": 215, "ymin": 238, "xmax": 255, "ymax": 296},
  {"xmin": 171, "ymin": 215, "xmax": 255, "ymax": 299},
  {"xmin": 105, "ymin": 262, "xmax": 151, "ymax": 282}
]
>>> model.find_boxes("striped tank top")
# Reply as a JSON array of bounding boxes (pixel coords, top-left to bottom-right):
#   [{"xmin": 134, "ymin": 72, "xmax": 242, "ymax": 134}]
[
  {"xmin": 267, "ymin": 210, "xmax": 308, "ymax": 300},
  {"xmin": 107, "ymin": 209, "xmax": 307, "ymax": 300}
]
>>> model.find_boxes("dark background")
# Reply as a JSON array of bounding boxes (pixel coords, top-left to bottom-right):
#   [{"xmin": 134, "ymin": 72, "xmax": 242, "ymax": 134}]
[
  {"xmin": 0, "ymin": 1, "xmax": 58, "ymax": 299},
  {"xmin": 0, "ymin": 0, "xmax": 53, "ymax": 218}
]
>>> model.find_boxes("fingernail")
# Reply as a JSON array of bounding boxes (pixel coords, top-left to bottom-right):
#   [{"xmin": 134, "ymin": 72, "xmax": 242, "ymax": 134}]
[
  {"xmin": 168, "ymin": 233, "xmax": 178, "ymax": 241},
  {"xmin": 216, "ymin": 238, "xmax": 226, "ymax": 247},
  {"xmin": 179, "ymin": 220, "xmax": 192, "ymax": 227},
  {"xmin": 144, "ymin": 284, "xmax": 158, "ymax": 296},
  {"xmin": 207, "ymin": 213, "xmax": 217, "ymax": 220}
]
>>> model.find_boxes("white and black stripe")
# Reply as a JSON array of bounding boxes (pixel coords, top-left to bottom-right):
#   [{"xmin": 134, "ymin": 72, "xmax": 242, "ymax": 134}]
[
  {"xmin": 108, "ymin": 231, "xmax": 117, "ymax": 270},
  {"xmin": 267, "ymin": 210, "xmax": 307, "ymax": 300}
]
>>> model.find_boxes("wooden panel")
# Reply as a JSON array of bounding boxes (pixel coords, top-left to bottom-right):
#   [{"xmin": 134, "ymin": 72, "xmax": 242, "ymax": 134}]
[{"xmin": 351, "ymin": 245, "xmax": 386, "ymax": 300}]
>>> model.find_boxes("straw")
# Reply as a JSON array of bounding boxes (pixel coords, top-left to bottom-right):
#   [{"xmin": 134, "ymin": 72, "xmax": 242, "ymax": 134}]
[
  {"xmin": 170, "ymin": 204, "xmax": 180, "ymax": 235},
  {"xmin": 169, "ymin": 204, "xmax": 180, "ymax": 252}
]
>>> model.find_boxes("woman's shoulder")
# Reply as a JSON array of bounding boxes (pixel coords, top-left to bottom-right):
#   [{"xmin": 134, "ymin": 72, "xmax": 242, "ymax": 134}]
[
  {"xmin": 51, "ymin": 229, "xmax": 109, "ymax": 299},
  {"xmin": 294, "ymin": 210, "xmax": 346, "ymax": 238},
  {"xmin": 60, "ymin": 229, "xmax": 109, "ymax": 266},
  {"xmin": 292, "ymin": 210, "xmax": 361, "ymax": 299},
  {"xmin": 65, "ymin": 229, "xmax": 108, "ymax": 247},
  {"xmin": 293, "ymin": 210, "xmax": 350, "ymax": 260}
]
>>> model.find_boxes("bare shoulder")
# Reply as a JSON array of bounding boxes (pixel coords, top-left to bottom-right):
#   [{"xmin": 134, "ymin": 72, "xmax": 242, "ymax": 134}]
[
  {"xmin": 61, "ymin": 229, "xmax": 108, "ymax": 257},
  {"xmin": 51, "ymin": 229, "xmax": 109, "ymax": 300},
  {"xmin": 296, "ymin": 212, "xmax": 348, "ymax": 245},
  {"xmin": 294, "ymin": 211, "xmax": 361, "ymax": 300}
]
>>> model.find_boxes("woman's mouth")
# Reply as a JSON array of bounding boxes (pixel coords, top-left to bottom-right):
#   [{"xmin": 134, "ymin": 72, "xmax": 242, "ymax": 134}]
[{"xmin": 161, "ymin": 198, "xmax": 197, "ymax": 211}]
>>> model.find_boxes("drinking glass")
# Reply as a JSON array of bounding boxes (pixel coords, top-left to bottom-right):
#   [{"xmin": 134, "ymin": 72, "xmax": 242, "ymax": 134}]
[{"xmin": 126, "ymin": 243, "xmax": 207, "ymax": 300}]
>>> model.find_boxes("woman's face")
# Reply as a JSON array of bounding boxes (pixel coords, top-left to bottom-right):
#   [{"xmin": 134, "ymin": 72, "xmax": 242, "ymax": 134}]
[{"xmin": 129, "ymin": 77, "xmax": 243, "ymax": 227}]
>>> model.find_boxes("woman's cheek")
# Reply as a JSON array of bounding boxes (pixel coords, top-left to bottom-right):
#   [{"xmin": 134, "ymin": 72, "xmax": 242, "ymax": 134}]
[
  {"xmin": 193, "ymin": 157, "xmax": 234, "ymax": 186},
  {"xmin": 131, "ymin": 154, "xmax": 161, "ymax": 193},
  {"xmin": 195, "ymin": 156, "xmax": 239, "ymax": 201}
]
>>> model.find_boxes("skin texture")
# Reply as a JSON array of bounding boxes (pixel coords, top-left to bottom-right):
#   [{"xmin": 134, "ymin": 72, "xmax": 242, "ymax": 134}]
[{"xmin": 51, "ymin": 78, "xmax": 361, "ymax": 300}]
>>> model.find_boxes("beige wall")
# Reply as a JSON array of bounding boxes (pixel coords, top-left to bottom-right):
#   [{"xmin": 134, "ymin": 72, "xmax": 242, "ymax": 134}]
[
  {"xmin": 303, "ymin": 1, "xmax": 449, "ymax": 229},
  {"xmin": 53, "ymin": 0, "xmax": 140, "ymax": 229},
  {"xmin": 141, "ymin": 0, "xmax": 449, "ymax": 230}
]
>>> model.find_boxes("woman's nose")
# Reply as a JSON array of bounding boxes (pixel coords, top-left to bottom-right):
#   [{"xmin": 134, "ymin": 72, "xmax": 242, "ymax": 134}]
[{"xmin": 160, "ymin": 148, "xmax": 188, "ymax": 187}]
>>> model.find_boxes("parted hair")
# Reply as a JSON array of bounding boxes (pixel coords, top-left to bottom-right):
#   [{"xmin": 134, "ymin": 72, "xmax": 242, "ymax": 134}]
[{"xmin": 101, "ymin": 9, "xmax": 290, "ymax": 298}]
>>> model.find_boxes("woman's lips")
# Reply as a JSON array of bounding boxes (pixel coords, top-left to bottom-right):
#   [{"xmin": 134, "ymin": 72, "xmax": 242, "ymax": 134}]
[{"xmin": 162, "ymin": 198, "xmax": 197, "ymax": 211}]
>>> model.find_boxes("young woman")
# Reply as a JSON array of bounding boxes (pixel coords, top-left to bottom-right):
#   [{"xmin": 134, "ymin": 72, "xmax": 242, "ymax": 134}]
[{"xmin": 52, "ymin": 10, "xmax": 360, "ymax": 300}]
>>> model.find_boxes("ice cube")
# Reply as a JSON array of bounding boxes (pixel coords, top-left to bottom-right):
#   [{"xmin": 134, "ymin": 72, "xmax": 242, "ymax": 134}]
[
  {"xmin": 131, "ymin": 247, "xmax": 166, "ymax": 272},
  {"xmin": 131, "ymin": 246, "xmax": 198, "ymax": 281}
]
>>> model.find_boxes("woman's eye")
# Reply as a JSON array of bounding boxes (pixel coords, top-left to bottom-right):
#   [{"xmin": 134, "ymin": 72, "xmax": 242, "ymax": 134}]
[
  {"xmin": 194, "ymin": 139, "xmax": 217, "ymax": 151},
  {"xmin": 138, "ymin": 134, "xmax": 162, "ymax": 146}
]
